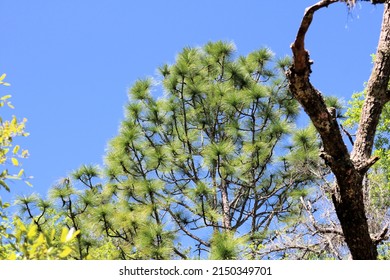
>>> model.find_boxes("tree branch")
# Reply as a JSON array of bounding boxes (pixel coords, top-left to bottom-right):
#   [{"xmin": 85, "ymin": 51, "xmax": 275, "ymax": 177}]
[
  {"xmin": 340, "ymin": 124, "xmax": 355, "ymax": 146},
  {"xmin": 372, "ymin": 223, "xmax": 389, "ymax": 245},
  {"xmin": 287, "ymin": 0, "xmax": 389, "ymax": 259},
  {"xmin": 300, "ymin": 197, "xmax": 343, "ymax": 236},
  {"xmin": 288, "ymin": 0, "xmax": 351, "ymax": 173},
  {"xmin": 351, "ymin": 2, "xmax": 390, "ymax": 168},
  {"xmin": 167, "ymin": 208, "xmax": 210, "ymax": 247},
  {"xmin": 291, "ymin": 0, "xmax": 338, "ymax": 73}
]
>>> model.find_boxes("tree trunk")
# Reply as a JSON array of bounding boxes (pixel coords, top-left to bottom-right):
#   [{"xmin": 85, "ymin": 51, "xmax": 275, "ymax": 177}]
[{"xmin": 287, "ymin": 0, "xmax": 390, "ymax": 259}]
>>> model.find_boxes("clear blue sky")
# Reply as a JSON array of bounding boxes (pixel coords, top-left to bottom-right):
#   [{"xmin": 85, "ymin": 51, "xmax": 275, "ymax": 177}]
[{"xmin": 0, "ymin": 1, "xmax": 384, "ymax": 200}]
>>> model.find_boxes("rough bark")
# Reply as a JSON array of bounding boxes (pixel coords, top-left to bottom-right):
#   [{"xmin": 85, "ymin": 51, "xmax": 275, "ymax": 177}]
[{"xmin": 287, "ymin": 0, "xmax": 390, "ymax": 259}]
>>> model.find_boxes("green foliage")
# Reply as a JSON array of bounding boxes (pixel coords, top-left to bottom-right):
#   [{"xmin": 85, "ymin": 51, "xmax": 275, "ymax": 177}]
[
  {"xmin": 86, "ymin": 238, "xmax": 122, "ymax": 260},
  {"xmin": 101, "ymin": 41, "xmax": 308, "ymax": 259},
  {"xmin": 1, "ymin": 197, "xmax": 80, "ymax": 260},
  {"xmin": 134, "ymin": 223, "xmax": 175, "ymax": 260},
  {"xmin": 0, "ymin": 74, "xmax": 120, "ymax": 260},
  {"xmin": 0, "ymin": 197, "xmax": 12, "ymax": 259},
  {"xmin": 377, "ymin": 243, "xmax": 390, "ymax": 260},
  {"xmin": 3, "ymin": 218, "xmax": 79, "ymax": 260},
  {"xmin": 283, "ymin": 125, "xmax": 321, "ymax": 171},
  {"xmin": 0, "ymin": 44, "xmax": 329, "ymax": 260},
  {"xmin": 6, "ymin": 165, "xmax": 123, "ymax": 260},
  {"xmin": 0, "ymin": 74, "xmax": 30, "ymax": 191},
  {"xmin": 210, "ymin": 231, "xmax": 246, "ymax": 260},
  {"xmin": 343, "ymin": 90, "xmax": 365, "ymax": 129}
]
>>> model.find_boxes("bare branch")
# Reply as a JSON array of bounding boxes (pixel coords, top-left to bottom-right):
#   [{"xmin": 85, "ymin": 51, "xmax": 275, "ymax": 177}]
[
  {"xmin": 300, "ymin": 197, "xmax": 343, "ymax": 236},
  {"xmin": 340, "ymin": 124, "xmax": 355, "ymax": 146},
  {"xmin": 291, "ymin": 0, "xmax": 338, "ymax": 73},
  {"xmin": 372, "ymin": 223, "xmax": 390, "ymax": 245}
]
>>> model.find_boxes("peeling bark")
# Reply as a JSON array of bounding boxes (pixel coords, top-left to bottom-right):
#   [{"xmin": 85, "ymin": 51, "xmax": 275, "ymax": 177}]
[{"xmin": 287, "ymin": 0, "xmax": 390, "ymax": 259}]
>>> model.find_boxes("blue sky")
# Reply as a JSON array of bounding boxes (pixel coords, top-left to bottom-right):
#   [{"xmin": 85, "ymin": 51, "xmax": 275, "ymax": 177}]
[{"xmin": 0, "ymin": 1, "xmax": 384, "ymax": 200}]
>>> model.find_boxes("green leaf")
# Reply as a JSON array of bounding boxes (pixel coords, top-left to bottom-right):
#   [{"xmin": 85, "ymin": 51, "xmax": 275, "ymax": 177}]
[
  {"xmin": 13, "ymin": 145, "xmax": 20, "ymax": 154},
  {"xmin": 11, "ymin": 157, "xmax": 19, "ymax": 166},
  {"xmin": 27, "ymin": 224, "xmax": 38, "ymax": 240},
  {"xmin": 0, "ymin": 179, "xmax": 10, "ymax": 192},
  {"xmin": 59, "ymin": 246, "xmax": 72, "ymax": 258},
  {"xmin": 17, "ymin": 168, "xmax": 24, "ymax": 178},
  {"xmin": 130, "ymin": 79, "xmax": 152, "ymax": 100},
  {"xmin": 25, "ymin": 181, "xmax": 33, "ymax": 187},
  {"xmin": 0, "ymin": 95, "xmax": 11, "ymax": 100},
  {"xmin": 60, "ymin": 228, "xmax": 69, "ymax": 243}
]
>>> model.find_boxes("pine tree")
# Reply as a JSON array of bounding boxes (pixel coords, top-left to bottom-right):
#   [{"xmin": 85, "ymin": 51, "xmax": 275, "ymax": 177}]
[{"xmin": 102, "ymin": 41, "xmax": 309, "ymax": 259}]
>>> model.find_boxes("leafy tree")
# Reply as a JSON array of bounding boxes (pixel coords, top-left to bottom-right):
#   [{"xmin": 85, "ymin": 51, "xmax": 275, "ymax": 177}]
[
  {"xmin": 8, "ymin": 0, "xmax": 390, "ymax": 258},
  {"xmin": 1, "ymin": 218, "xmax": 80, "ymax": 260},
  {"xmin": 0, "ymin": 73, "xmax": 81, "ymax": 260},
  {"xmin": 0, "ymin": 198, "xmax": 12, "ymax": 258},
  {"xmin": 0, "ymin": 73, "xmax": 30, "ymax": 191},
  {"xmin": 0, "ymin": 72, "xmax": 30, "ymax": 257},
  {"xmin": 98, "ymin": 41, "xmax": 321, "ymax": 259},
  {"xmin": 11, "ymin": 165, "xmax": 121, "ymax": 260},
  {"xmin": 287, "ymin": 0, "xmax": 390, "ymax": 259}
]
